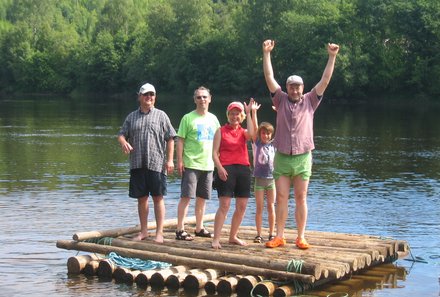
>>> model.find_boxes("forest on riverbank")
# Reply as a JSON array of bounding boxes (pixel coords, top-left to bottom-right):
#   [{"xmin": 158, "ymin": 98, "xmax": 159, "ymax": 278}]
[{"xmin": 0, "ymin": 0, "xmax": 439, "ymax": 102}]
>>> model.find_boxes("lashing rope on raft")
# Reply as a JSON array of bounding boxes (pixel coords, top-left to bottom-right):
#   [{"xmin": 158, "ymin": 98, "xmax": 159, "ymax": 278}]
[
  {"xmin": 250, "ymin": 259, "xmax": 308, "ymax": 297},
  {"xmin": 84, "ymin": 236, "xmax": 113, "ymax": 246},
  {"xmin": 404, "ymin": 245, "xmax": 428, "ymax": 263},
  {"xmin": 108, "ymin": 252, "xmax": 171, "ymax": 270},
  {"xmin": 287, "ymin": 259, "xmax": 309, "ymax": 293},
  {"xmin": 83, "ymin": 237, "xmax": 171, "ymax": 270}
]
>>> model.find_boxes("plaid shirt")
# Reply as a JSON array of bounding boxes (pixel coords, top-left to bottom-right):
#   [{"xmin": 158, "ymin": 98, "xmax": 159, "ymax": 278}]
[{"xmin": 119, "ymin": 107, "xmax": 176, "ymax": 174}]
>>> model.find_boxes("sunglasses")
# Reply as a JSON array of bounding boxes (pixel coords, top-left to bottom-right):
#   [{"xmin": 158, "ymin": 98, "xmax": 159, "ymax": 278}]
[
  {"xmin": 196, "ymin": 95, "xmax": 208, "ymax": 100},
  {"xmin": 142, "ymin": 92, "xmax": 155, "ymax": 96}
]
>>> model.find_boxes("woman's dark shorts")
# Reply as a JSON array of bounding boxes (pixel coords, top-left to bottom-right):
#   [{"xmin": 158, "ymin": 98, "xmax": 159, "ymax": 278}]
[
  {"xmin": 215, "ymin": 164, "xmax": 251, "ymax": 198},
  {"xmin": 129, "ymin": 168, "xmax": 167, "ymax": 198}
]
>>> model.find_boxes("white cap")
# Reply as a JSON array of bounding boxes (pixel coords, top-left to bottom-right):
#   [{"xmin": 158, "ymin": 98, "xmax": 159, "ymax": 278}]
[
  {"xmin": 286, "ymin": 75, "xmax": 303, "ymax": 85},
  {"xmin": 138, "ymin": 83, "xmax": 156, "ymax": 94}
]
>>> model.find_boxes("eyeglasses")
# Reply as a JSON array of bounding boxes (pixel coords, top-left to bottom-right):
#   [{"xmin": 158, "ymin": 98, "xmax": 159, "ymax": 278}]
[
  {"xmin": 196, "ymin": 95, "xmax": 208, "ymax": 100},
  {"xmin": 142, "ymin": 92, "xmax": 155, "ymax": 96}
]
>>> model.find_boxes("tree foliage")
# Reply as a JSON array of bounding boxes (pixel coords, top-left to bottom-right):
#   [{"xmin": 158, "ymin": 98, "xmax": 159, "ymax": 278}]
[{"xmin": 0, "ymin": 0, "xmax": 439, "ymax": 101}]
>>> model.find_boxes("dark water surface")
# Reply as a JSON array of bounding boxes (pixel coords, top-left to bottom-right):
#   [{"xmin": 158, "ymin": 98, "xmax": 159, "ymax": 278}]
[{"xmin": 0, "ymin": 96, "xmax": 439, "ymax": 296}]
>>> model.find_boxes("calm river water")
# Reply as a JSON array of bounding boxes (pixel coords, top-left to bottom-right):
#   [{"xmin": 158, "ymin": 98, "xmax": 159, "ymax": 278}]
[{"xmin": 0, "ymin": 95, "xmax": 439, "ymax": 297}]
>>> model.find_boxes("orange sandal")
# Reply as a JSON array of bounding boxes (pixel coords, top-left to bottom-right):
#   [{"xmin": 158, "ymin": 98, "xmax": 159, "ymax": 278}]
[
  {"xmin": 265, "ymin": 237, "xmax": 286, "ymax": 248},
  {"xmin": 295, "ymin": 237, "xmax": 310, "ymax": 249}
]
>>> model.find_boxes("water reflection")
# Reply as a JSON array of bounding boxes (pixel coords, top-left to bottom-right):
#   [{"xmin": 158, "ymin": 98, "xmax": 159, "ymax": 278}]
[{"xmin": 55, "ymin": 261, "xmax": 409, "ymax": 297}]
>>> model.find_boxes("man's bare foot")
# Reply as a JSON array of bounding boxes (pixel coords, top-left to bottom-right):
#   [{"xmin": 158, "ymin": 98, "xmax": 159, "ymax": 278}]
[
  {"xmin": 133, "ymin": 232, "xmax": 149, "ymax": 241},
  {"xmin": 211, "ymin": 240, "xmax": 222, "ymax": 249},
  {"xmin": 228, "ymin": 237, "xmax": 248, "ymax": 246}
]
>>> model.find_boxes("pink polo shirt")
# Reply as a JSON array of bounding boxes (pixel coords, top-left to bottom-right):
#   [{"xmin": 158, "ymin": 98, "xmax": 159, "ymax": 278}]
[{"xmin": 272, "ymin": 88, "xmax": 321, "ymax": 155}]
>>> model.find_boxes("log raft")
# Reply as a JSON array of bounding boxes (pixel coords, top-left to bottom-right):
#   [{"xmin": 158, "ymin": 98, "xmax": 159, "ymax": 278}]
[{"xmin": 57, "ymin": 214, "xmax": 409, "ymax": 296}]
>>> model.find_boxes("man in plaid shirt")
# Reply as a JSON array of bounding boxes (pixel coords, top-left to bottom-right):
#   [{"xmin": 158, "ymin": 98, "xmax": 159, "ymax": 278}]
[{"xmin": 118, "ymin": 83, "xmax": 176, "ymax": 243}]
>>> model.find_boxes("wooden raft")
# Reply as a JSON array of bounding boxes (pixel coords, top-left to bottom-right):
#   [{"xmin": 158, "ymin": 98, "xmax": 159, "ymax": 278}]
[{"xmin": 57, "ymin": 214, "xmax": 409, "ymax": 295}]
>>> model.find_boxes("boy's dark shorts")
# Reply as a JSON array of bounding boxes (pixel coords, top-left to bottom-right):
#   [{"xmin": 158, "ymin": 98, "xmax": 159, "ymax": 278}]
[{"xmin": 129, "ymin": 168, "xmax": 167, "ymax": 198}]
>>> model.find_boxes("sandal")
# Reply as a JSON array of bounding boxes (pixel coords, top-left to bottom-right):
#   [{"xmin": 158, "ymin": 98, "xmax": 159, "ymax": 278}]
[
  {"xmin": 194, "ymin": 228, "xmax": 213, "ymax": 238},
  {"xmin": 253, "ymin": 235, "xmax": 263, "ymax": 243},
  {"xmin": 175, "ymin": 230, "xmax": 194, "ymax": 241},
  {"xmin": 295, "ymin": 237, "xmax": 310, "ymax": 249},
  {"xmin": 268, "ymin": 235, "xmax": 275, "ymax": 241},
  {"xmin": 265, "ymin": 237, "xmax": 286, "ymax": 248}
]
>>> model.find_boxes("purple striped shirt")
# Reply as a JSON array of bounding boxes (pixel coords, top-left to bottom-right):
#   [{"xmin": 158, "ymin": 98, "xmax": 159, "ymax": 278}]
[{"xmin": 272, "ymin": 88, "xmax": 321, "ymax": 155}]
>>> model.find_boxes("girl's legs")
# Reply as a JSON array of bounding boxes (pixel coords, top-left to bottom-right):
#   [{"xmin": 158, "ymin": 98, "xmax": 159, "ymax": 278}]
[
  {"xmin": 266, "ymin": 188, "xmax": 276, "ymax": 237},
  {"xmin": 254, "ymin": 190, "xmax": 264, "ymax": 236}
]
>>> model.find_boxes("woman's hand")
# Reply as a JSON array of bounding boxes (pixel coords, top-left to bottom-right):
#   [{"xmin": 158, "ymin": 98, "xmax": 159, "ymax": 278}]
[{"xmin": 217, "ymin": 166, "xmax": 228, "ymax": 181}]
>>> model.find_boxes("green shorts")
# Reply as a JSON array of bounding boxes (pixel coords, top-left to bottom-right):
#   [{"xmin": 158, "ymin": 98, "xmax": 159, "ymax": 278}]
[
  {"xmin": 254, "ymin": 177, "xmax": 275, "ymax": 191},
  {"xmin": 273, "ymin": 151, "xmax": 312, "ymax": 180}
]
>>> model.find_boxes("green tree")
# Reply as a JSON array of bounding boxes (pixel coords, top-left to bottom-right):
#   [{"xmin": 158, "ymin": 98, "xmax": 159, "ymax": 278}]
[
  {"xmin": 387, "ymin": 0, "xmax": 440, "ymax": 96},
  {"xmin": 0, "ymin": 22, "xmax": 34, "ymax": 92},
  {"xmin": 1, "ymin": 0, "xmax": 83, "ymax": 93},
  {"xmin": 145, "ymin": 0, "xmax": 217, "ymax": 90},
  {"xmin": 83, "ymin": 30, "xmax": 121, "ymax": 92},
  {"xmin": 0, "ymin": 0, "xmax": 439, "ymax": 101}
]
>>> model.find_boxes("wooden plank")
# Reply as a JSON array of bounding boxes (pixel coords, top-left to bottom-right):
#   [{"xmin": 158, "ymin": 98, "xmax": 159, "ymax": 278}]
[
  {"xmin": 67, "ymin": 254, "xmax": 100, "ymax": 274},
  {"xmin": 73, "ymin": 214, "xmax": 215, "ymax": 241},
  {"xmin": 234, "ymin": 226, "xmax": 396, "ymax": 260},
  {"xmin": 112, "ymin": 238, "xmax": 323, "ymax": 280},
  {"xmin": 56, "ymin": 240, "xmax": 315, "ymax": 283},
  {"xmin": 60, "ymin": 221, "xmax": 408, "ymax": 295}
]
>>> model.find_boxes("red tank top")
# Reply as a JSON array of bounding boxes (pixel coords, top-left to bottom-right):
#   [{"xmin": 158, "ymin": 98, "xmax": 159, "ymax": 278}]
[{"xmin": 219, "ymin": 124, "xmax": 250, "ymax": 166}]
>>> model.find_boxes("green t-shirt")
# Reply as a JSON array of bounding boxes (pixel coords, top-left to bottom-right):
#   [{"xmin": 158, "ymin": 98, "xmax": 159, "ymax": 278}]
[{"xmin": 177, "ymin": 111, "xmax": 220, "ymax": 171}]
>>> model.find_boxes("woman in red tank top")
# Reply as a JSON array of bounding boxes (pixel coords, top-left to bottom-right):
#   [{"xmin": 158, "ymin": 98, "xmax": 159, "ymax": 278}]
[{"xmin": 211, "ymin": 99, "xmax": 258, "ymax": 249}]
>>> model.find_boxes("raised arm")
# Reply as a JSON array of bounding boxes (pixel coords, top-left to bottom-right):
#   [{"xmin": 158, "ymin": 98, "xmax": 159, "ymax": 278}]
[
  {"xmin": 314, "ymin": 43, "xmax": 340, "ymax": 96},
  {"xmin": 250, "ymin": 99, "xmax": 261, "ymax": 142},
  {"xmin": 243, "ymin": 98, "xmax": 259, "ymax": 141},
  {"xmin": 262, "ymin": 40, "xmax": 281, "ymax": 93}
]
